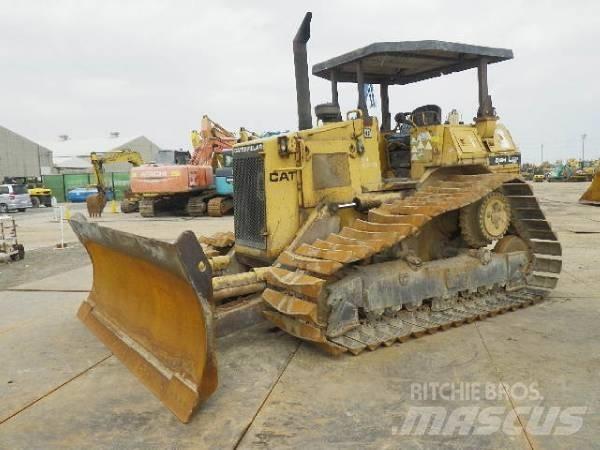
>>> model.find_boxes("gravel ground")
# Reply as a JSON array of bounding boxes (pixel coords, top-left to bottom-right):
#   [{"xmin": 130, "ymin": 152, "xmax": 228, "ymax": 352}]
[{"xmin": 0, "ymin": 242, "xmax": 89, "ymax": 290}]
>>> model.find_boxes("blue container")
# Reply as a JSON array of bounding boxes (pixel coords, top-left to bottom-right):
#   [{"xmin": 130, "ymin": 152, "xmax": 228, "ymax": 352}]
[{"xmin": 67, "ymin": 187, "xmax": 114, "ymax": 203}]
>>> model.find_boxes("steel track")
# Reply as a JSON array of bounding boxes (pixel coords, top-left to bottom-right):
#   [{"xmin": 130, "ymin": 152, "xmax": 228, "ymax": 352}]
[{"xmin": 262, "ymin": 175, "xmax": 562, "ymax": 354}]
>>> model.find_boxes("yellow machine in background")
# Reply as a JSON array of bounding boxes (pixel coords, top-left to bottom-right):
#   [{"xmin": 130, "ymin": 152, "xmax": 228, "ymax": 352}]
[
  {"xmin": 69, "ymin": 12, "xmax": 561, "ymax": 423},
  {"xmin": 2, "ymin": 176, "xmax": 53, "ymax": 207},
  {"xmin": 90, "ymin": 150, "xmax": 144, "ymax": 213},
  {"xmin": 580, "ymin": 170, "xmax": 600, "ymax": 204},
  {"xmin": 28, "ymin": 186, "xmax": 53, "ymax": 207}
]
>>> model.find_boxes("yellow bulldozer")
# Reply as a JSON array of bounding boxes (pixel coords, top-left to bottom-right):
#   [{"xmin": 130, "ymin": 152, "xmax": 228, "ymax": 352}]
[{"xmin": 69, "ymin": 13, "xmax": 562, "ymax": 423}]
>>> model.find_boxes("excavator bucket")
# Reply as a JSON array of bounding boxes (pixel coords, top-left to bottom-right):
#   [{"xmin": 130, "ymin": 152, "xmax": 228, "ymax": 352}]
[
  {"xmin": 579, "ymin": 172, "xmax": 600, "ymax": 205},
  {"xmin": 69, "ymin": 213, "xmax": 218, "ymax": 423}
]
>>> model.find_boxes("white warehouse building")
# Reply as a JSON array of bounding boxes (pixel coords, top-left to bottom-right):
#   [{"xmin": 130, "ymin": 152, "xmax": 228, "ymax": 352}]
[
  {"xmin": 41, "ymin": 133, "xmax": 163, "ymax": 173},
  {"xmin": 0, "ymin": 125, "xmax": 54, "ymax": 180}
]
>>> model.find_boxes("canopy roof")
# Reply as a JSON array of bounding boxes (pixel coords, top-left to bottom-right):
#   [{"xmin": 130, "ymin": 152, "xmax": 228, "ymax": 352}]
[{"xmin": 312, "ymin": 41, "xmax": 513, "ymax": 85}]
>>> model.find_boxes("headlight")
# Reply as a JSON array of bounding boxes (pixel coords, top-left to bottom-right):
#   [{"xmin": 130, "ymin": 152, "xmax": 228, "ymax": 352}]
[{"xmin": 277, "ymin": 136, "xmax": 289, "ymax": 156}]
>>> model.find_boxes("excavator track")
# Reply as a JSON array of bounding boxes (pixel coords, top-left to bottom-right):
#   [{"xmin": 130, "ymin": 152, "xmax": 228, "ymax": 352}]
[
  {"xmin": 186, "ymin": 196, "xmax": 208, "ymax": 217},
  {"xmin": 207, "ymin": 196, "xmax": 233, "ymax": 217},
  {"xmin": 139, "ymin": 198, "xmax": 155, "ymax": 217},
  {"xmin": 120, "ymin": 198, "xmax": 139, "ymax": 213},
  {"xmin": 262, "ymin": 174, "xmax": 561, "ymax": 354}
]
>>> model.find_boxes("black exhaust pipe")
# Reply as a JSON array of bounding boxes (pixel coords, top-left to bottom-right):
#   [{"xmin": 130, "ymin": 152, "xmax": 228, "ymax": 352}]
[{"xmin": 293, "ymin": 12, "xmax": 313, "ymax": 131}]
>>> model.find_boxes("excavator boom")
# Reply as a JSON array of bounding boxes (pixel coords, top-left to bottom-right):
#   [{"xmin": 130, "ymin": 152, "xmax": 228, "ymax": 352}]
[{"xmin": 190, "ymin": 115, "xmax": 237, "ymax": 167}]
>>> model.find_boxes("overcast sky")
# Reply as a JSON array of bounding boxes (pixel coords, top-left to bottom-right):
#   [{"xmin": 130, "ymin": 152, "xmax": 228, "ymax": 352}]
[{"xmin": 1, "ymin": 0, "xmax": 598, "ymax": 162}]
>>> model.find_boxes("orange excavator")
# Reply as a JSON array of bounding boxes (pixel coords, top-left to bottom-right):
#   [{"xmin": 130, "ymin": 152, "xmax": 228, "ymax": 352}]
[
  {"xmin": 131, "ymin": 115, "xmax": 239, "ymax": 217},
  {"xmin": 190, "ymin": 115, "xmax": 236, "ymax": 166}
]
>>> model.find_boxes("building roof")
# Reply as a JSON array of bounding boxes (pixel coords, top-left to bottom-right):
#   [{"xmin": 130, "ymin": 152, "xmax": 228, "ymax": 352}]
[
  {"xmin": 40, "ymin": 135, "xmax": 143, "ymax": 158},
  {"xmin": 52, "ymin": 156, "xmax": 92, "ymax": 169},
  {"xmin": 312, "ymin": 41, "xmax": 513, "ymax": 85}
]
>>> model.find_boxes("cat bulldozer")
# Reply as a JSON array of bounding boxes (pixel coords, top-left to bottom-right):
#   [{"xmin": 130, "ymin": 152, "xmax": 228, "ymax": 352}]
[{"xmin": 69, "ymin": 13, "xmax": 561, "ymax": 423}]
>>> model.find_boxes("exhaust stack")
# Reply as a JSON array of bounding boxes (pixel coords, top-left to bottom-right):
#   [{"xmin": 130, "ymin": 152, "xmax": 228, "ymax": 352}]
[{"xmin": 293, "ymin": 12, "xmax": 313, "ymax": 131}]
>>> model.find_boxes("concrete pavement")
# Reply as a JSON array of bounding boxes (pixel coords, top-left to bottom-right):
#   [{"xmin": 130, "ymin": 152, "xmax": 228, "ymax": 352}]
[{"xmin": 0, "ymin": 183, "xmax": 598, "ymax": 449}]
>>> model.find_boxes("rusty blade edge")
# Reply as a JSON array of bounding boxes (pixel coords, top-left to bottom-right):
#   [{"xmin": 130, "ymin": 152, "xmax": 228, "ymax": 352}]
[{"xmin": 78, "ymin": 300, "xmax": 217, "ymax": 423}]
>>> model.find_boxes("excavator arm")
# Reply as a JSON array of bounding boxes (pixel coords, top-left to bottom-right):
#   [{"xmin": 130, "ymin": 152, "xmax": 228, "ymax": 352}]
[
  {"xmin": 90, "ymin": 149, "xmax": 144, "ymax": 190},
  {"xmin": 189, "ymin": 115, "xmax": 237, "ymax": 168}
]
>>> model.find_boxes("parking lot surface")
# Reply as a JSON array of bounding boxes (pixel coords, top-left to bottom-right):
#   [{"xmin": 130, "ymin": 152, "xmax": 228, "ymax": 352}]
[{"xmin": 0, "ymin": 184, "xmax": 598, "ymax": 449}]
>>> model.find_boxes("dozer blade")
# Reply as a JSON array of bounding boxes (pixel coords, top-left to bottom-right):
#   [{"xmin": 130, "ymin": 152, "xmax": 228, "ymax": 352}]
[
  {"xmin": 579, "ymin": 173, "xmax": 600, "ymax": 205},
  {"xmin": 70, "ymin": 213, "xmax": 217, "ymax": 423}
]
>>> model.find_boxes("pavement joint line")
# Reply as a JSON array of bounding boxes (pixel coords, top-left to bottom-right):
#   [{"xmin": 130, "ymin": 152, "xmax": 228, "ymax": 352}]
[
  {"xmin": 232, "ymin": 340, "xmax": 302, "ymax": 450},
  {"xmin": 537, "ymin": 197, "xmax": 593, "ymax": 207},
  {"xmin": 561, "ymin": 269, "xmax": 595, "ymax": 287},
  {"xmin": 474, "ymin": 322, "xmax": 536, "ymax": 450},
  {"xmin": 0, "ymin": 354, "xmax": 113, "ymax": 426}
]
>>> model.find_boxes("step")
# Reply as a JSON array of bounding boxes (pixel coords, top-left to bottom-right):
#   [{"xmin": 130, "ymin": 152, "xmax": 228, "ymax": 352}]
[
  {"xmin": 419, "ymin": 186, "xmax": 463, "ymax": 194},
  {"xmin": 312, "ymin": 239, "xmax": 374, "ymax": 260},
  {"xmin": 352, "ymin": 218, "xmax": 415, "ymax": 235},
  {"xmin": 326, "ymin": 233, "xmax": 386, "ymax": 252},
  {"xmin": 278, "ymin": 251, "xmax": 343, "ymax": 276},
  {"xmin": 340, "ymin": 227, "xmax": 399, "ymax": 246},
  {"xmin": 294, "ymin": 243, "xmax": 359, "ymax": 263},
  {"xmin": 263, "ymin": 267, "xmax": 326, "ymax": 299},
  {"xmin": 262, "ymin": 288, "xmax": 319, "ymax": 324},
  {"xmin": 367, "ymin": 209, "xmax": 430, "ymax": 227},
  {"xmin": 380, "ymin": 204, "xmax": 448, "ymax": 217},
  {"xmin": 425, "ymin": 181, "xmax": 472, "ymax": 189},
  {"xmin": 264, "ymin": 310, "xmax": 326, "ymax": 343}
]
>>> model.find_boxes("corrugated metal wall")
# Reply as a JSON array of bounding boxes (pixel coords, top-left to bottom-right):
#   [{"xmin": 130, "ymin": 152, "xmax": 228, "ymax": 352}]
[
  {"xmin": 103, "ymin": 136, "xmax": 162, "ymax": 172},
  {"xmin": 0, "ymin": 125, "xmax": 54, "ymax": 179}
]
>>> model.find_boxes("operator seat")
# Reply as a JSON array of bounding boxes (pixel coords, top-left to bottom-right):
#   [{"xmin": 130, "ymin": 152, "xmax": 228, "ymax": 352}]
[
  {"xmin": 315, "ymin": 103, "xmax": 342, "ymax": 123},
  {"xmin": 411, "ymin": 104, "xmax": 442, "ymax": 126},
  {"xmin": 385, "ymin": 114, "xmax": 413, "ymax": 178}
]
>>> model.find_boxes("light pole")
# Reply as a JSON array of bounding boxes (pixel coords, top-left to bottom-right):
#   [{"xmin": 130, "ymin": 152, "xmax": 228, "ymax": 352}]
[
  {"xmin": 582, "ymin": 134, "xmax": 587, "ymax": 169},
  {"xmin": 541, "ymin": 143, "xmax": 544, "ymax": 164}
]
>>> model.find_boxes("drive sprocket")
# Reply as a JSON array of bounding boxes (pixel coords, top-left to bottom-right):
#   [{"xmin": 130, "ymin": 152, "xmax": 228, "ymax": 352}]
[{"xmin": 460, "ymin": 191, "xmax": 511, "ymax": 248}]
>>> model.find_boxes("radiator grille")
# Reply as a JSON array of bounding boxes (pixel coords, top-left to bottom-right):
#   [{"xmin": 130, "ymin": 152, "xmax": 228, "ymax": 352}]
[{"xmin": 233, "ymin": 153, "xmax": 266, "ymax": 249}]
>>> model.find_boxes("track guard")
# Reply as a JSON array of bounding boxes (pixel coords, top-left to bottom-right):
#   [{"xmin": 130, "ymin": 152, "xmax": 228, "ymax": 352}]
[{"xmin": 70, "ymin": 214, "xmax": 217, "ymax": 423}]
